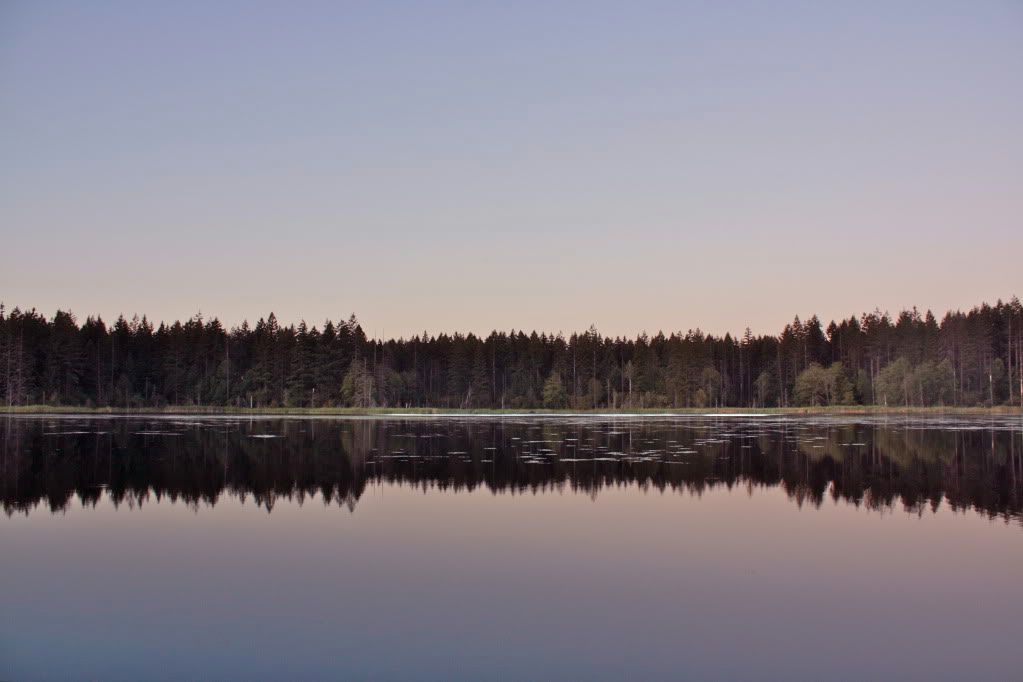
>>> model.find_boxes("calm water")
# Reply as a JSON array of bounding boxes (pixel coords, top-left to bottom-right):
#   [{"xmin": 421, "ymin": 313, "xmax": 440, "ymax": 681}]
[{"xmin": 2, "ymin": 414, "xmax": 1022, "ymax": 681}]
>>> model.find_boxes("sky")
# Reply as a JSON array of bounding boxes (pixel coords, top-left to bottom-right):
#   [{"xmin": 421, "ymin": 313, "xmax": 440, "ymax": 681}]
[{"xmin": 2, "ymin": 1, "xmax": 1021, "ymax": 338}]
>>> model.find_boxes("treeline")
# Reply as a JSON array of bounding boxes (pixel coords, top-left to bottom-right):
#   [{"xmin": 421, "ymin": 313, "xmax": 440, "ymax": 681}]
[{"xmin": 1, "ymin": 298, "xmax": 1021, "ymax": 409}]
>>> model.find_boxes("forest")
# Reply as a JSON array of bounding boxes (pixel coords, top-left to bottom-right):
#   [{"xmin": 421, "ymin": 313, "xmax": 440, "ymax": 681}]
[{"xmin": 1, "ymin": 298, "xmax": 1021, "ymax": 409}]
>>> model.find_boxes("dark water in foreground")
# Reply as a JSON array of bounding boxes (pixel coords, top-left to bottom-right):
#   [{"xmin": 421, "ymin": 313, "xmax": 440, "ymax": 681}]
[{"xmin": 2, "ymin": 415, "xmax": 1022, "ymax": 681}]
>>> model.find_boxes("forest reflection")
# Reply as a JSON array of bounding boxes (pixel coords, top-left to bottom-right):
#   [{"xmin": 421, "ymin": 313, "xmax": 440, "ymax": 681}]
[{"xmin": 2, "ymin": 416, "xmax": 1021, "ymax": 523}]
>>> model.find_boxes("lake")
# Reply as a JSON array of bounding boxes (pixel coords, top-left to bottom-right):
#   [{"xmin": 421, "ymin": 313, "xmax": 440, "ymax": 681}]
[{"xmin": 2, "ymin": 414, "xmax": 1021, "ymax": 681}]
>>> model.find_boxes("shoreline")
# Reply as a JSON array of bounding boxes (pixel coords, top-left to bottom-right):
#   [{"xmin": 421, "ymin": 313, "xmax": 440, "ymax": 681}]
[{"xmin": 3, "ymin": 405, "xmax": 1021, "ymax": 417}]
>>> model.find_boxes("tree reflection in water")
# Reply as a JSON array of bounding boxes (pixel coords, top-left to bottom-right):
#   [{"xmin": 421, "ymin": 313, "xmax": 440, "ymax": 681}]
[{"xmin": 2, "ymin": 416, "xmax": 1021, "ymax": 524}]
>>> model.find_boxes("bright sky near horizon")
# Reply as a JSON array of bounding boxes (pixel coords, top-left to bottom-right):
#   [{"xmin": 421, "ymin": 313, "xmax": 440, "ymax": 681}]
[{"xmin": 2, "ymin": 1, "xmax": 1021, "ymax": 338}]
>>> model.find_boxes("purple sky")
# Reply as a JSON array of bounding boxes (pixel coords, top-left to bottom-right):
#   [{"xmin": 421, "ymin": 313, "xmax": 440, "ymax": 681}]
[{"xmin": 2, "ymin": 1, "xmax": 1021, "ymax": 337}]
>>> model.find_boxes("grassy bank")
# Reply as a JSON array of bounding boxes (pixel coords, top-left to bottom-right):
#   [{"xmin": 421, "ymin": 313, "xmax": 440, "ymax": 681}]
[{"xmin": 2, "ymin": 405, "xmax": 1020, "ymax": 417}]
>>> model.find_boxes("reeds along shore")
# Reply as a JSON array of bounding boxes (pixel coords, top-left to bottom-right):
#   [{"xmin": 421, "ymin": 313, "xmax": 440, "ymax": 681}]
[{"xmin": 2, "ymin": 405, "xmax": 1021, "ymax": 417}]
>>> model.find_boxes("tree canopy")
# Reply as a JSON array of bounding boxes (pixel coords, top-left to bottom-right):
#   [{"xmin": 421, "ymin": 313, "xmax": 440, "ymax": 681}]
[{"xmin": 1, "ymin": 298, "xmax": 1021, "ymax": 409}]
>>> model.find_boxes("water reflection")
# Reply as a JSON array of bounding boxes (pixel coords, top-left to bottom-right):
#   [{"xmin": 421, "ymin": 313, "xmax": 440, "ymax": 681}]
[{"xmin": 3, "ymin": 415, "xmax": 1021, "ymax": 524}]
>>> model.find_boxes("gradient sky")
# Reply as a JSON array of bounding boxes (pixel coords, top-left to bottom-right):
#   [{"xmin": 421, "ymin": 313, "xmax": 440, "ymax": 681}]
[{"xmin": 2, "ymin": 1, "xmax": 1021, "ymax": 338}]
